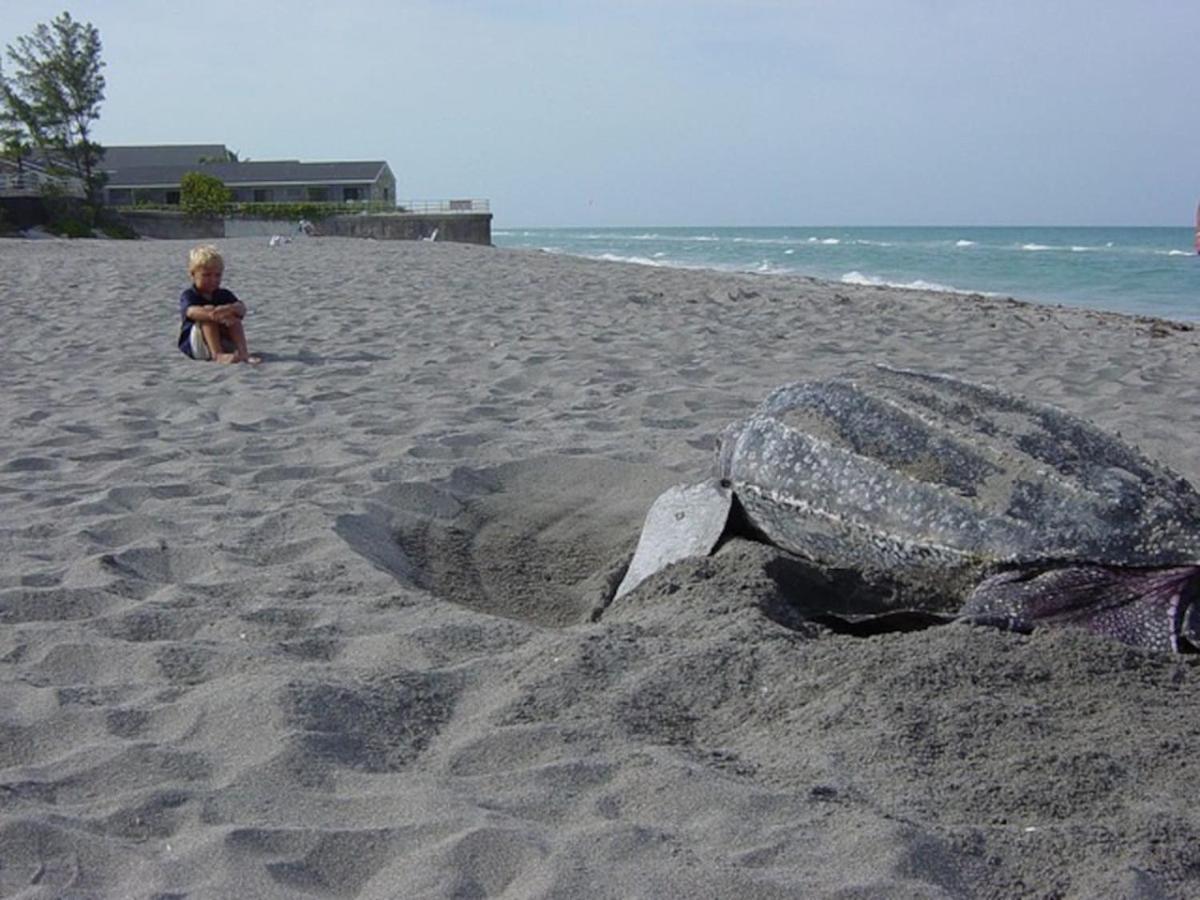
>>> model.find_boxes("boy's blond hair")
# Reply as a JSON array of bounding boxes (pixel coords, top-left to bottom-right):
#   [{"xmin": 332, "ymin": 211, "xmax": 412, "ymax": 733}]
[{"xmin": 189, "ymin": 244, "xmax": 224, "ymax": 274}]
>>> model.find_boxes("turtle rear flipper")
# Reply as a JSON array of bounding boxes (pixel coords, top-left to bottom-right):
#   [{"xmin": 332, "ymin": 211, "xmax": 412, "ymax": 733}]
[{"xmin": 961, "ymin": 564, "xmax": 1200, "ymax": 653}]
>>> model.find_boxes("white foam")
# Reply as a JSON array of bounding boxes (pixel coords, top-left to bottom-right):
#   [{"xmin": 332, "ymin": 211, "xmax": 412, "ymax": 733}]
[
  {"xmin": 755, "ymin": 260, "xmax": 792, "ymax": 274},
  {"xmin": 627, "ymin": 232, "xmax": 722, "ymax": 243},
  {"xmin": 1021, "ymin": 243, "xmax": 1052, "ymax": 251},
  {"xmin": 955, "ymin": 240, "xmax": 976, "ymax": 247},
  {"xmin": 840, "ymin": 271, "xmax": 980, "ymax": 296},
  {"xmin": 618, "ymin": 233, "xmax": 722, "ymax": 243},
  {"xmin": 732, "ymin": 236, "xmax": 797, "ymax": 245},
  {"xmin": 579, "ymin": 232, "xmax": 645, "ymax": 241},
  {"xmin": 593, "ymin": 252, "xmax": 665, "ymax": 267}
]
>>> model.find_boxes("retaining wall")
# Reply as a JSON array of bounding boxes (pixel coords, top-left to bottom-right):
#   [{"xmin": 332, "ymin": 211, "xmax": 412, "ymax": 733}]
[
  {"xmin": 1, "ymin": 196, "xmax": 89, "ymax": 230},
  {"xmin": 116, "ymin": 210, "xmax": 492, "ymax": 245},
  {"xmin": 119, "ymin": 210, "xmax": 224, "ymax": 239},
  {"xmin": 1, "ymin": 197, "xmax": 49, "ymax": 229},
  {"xmin": 322, "ymin": 213, "xmax": 492, "ymax": 245}
]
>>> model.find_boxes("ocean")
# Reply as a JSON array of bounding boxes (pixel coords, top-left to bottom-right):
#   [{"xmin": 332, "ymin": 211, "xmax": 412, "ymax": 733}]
[{"xmin": 493, "ymin": 226, "xmax": 1198, "ymax": 321}]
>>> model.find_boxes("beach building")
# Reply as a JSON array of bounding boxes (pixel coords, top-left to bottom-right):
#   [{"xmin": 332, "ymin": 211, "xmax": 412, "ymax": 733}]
[
  {"xmin": 100, "ymin": 144, "xmax": 396, "ymax": 207},
  {"xmin": 3, "ymin": 143, "xmax": 491, "ymax": 244}
]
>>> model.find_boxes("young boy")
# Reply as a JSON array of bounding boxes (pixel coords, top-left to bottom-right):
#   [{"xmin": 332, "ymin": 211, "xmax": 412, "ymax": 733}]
[{"xmin": 178, "ymin": 244, "xmax": 261, "ymax": 364}]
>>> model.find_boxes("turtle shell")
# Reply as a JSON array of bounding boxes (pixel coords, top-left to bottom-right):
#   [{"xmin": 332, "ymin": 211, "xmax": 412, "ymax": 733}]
[{"xmin": 716, "ymin": 367, "xmax": 1200, "ymax": 612}]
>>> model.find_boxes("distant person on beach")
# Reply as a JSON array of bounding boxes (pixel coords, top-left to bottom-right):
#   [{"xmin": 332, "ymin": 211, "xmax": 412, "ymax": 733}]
[{"xmin": 177, "ymin": 245, "xmax": 261, "ymax": 365}]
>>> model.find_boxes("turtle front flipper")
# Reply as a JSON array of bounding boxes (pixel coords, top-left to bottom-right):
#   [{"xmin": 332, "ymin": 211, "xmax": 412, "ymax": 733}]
[
  {"xmin": 960, "ymin": 564, "xmax": 1200, "ymax": 653},
  {"xmin": 613, "ymin": 479, "xmax": 733, "ymax": 600}
]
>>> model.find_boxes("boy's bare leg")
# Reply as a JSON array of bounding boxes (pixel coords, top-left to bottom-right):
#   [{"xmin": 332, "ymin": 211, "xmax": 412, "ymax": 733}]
[
  {"xmin": 227, "ymin": 320, "xmax": 262, "ymax": 365},
  {"xmin": 199, "ymin": 321, "xmax": 238, "ymax": 364}
]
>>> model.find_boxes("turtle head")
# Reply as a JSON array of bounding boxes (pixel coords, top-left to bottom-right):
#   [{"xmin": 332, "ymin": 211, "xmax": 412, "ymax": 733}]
[{"xmin": 1180, "ymin": 591, "xmax": 1200, "ymax": 653}]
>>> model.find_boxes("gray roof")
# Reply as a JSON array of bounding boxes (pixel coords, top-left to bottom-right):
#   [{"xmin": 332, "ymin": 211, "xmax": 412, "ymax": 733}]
[
  {"xmin": 103, "ymin": 145, "xmax": 230, "ymax": 168},
  {"xmin": 105, "ymin": 160, "xmax": 392, "ymax": 189}
]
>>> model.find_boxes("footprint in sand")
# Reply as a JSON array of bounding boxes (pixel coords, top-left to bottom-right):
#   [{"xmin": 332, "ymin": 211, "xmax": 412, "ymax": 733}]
[{"xmin": 284, "ymin": 671, "xmax": 459, "ymax": 772}]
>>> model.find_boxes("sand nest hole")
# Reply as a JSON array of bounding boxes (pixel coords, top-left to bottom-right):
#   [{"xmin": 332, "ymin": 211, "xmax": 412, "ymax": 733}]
[
  {"xmin": 335, "ymin": 456, "xmax": 678, "ymax": 627},
  {"xmin": 336, "ymin": 455, "xmax": 951, "ymax": 636}
]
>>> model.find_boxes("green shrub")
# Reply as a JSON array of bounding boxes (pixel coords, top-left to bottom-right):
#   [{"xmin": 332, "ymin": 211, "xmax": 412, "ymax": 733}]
[
  {"xmin": 37, "ymin": 189, "xmax": 95, "ymax": 237},
  {"xmin": 227, "ymin": 201, "xmax": 338, "ymax": 221},
  {"xmin": 96, "ymin": 208, "xmax": 138, "ymax": 239},
  {"xmin": 47, "ymin": 217, "xmax": 94, "ymax": 238},
  {"xmin": 180, "ymin": 171, "xmax": 231, "ymax": 216},
  {"xmin": 227, "ymin": 201, "xmax": 397, "ymax": 220},
  {"xmin": 100, "ymin": 223, "xmax": 137, "ymax": 239}
]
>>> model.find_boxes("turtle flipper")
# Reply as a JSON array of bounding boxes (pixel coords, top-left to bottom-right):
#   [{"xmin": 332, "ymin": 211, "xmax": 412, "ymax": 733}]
[
  {"xmin": 961, "ymin": 565, "xmax": 1200, "ymax": 653},
  {"xmin": 614, "ymin": 479, "xmax": 733, "ymax": 600}
]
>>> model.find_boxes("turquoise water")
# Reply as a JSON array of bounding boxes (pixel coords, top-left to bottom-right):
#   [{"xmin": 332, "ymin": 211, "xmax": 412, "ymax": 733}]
[{"xmin": 493, "ymin": 226, "xmax": 1198, "ymax": 321}]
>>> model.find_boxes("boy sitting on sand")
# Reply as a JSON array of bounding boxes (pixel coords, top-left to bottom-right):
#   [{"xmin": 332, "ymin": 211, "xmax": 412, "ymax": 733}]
[{"xmin": 177, "ymin": 244, "xmax": 261, "ymax": 364}]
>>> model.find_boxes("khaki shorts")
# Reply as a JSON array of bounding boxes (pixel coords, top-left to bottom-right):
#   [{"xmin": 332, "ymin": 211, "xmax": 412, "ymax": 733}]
[{"xmin": 188, "ymin": 324, "xmax": 214, "ymax": 360}]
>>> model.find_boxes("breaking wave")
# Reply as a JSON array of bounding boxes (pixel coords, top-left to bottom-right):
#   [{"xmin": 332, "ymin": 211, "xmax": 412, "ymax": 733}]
[{"xmin": 840, "ymin": 271, "xmax": 976, "ymax": 295}]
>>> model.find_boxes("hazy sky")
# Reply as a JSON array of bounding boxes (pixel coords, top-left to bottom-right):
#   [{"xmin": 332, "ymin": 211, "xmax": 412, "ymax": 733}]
[{"xmin": 2, "ymin": 0, "xmax": 1195, "ymax": 226}]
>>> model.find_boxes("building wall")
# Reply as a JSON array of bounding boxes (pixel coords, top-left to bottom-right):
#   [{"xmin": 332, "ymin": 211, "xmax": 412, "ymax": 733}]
[
  {"xmin": 105, "ymin": 188, "xmax": 181, "ymax": 207},
  {"xmin": 108, "ymin": 175, "xmax": 395, "ymax": 207},
  {"xmin": 374, "ymin": 170, "xmax": 396, "ymax": 205},
  {"xmin": 225, "ymin": 183, "xmax": 383, "ymax": 204}
]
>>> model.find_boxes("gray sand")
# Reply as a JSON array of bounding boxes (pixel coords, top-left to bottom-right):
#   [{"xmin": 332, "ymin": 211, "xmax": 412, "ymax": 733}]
[{"xmin": 2, "ymin": 236, "xmax": 1199, "ymax": 898}]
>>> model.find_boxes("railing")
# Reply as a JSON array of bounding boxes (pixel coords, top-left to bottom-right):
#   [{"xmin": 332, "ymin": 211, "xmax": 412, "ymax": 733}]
[
  {"xmin": 397, "ymin": 199, "xmax": 490, "ymax": 214},
  {"xmin": 0, "ymin": 170, "xmax": 86, "ymax": 198}
]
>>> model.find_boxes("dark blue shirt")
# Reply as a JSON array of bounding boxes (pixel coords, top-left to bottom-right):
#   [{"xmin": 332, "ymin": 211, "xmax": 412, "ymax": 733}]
[{"xmin": 178, "ymin": 286, "xmax": 239, "ymax": 353}]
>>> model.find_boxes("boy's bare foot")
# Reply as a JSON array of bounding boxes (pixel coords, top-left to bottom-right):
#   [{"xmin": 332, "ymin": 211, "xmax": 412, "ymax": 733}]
[{"xmin": 215, "ymin": 352, "xmax": 239, "ymax": 364}]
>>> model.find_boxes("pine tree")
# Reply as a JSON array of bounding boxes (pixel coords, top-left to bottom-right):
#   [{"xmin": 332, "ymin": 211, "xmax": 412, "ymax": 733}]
[{"xmin": 1, "ymin": 12, "xmax": 106, "ymax": 203}]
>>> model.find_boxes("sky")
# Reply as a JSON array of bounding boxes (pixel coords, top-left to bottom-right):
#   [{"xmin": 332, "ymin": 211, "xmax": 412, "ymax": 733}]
[{"xmin": 1, "ymin": 0, "xmax": 1196, "ymax": 227}]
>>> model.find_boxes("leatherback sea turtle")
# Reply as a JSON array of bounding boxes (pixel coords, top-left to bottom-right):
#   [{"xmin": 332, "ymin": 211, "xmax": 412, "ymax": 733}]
[{"xmin": 616, "ymin": 367, "xmax": 1200, "ymax": 652}]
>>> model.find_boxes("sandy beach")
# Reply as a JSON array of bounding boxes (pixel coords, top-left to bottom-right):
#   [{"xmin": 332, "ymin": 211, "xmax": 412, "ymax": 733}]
[{"xmin": 2, "ymin": 235, "xmax": 1200, "ymax": 899}]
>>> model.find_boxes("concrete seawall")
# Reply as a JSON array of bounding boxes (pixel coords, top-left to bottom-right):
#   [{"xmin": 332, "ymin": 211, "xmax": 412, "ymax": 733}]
[
  {"xmin": 118, "ymin": 210, "xmax": 491, "ymax": 245},
  {"xmin": 119, "ymin": 211, "xmax": 223, "ymax": 239},
  {"xmin": 322, "ymin": 212, "xmax": 491, "ymax": 245}
]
